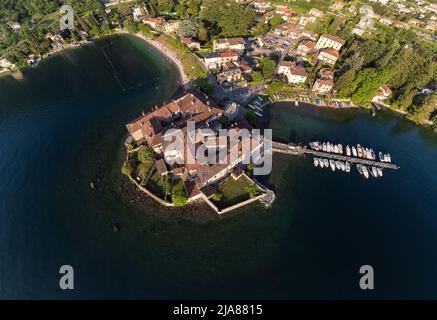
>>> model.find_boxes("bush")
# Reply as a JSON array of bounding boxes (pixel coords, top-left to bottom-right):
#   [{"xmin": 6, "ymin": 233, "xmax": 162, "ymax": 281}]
[
  {"xmin": 138, "ymin": 146, "xmax": 155, "ymax": 164},
  {"xmin": 211, "ymin": 193, "xmax": 223, "ymax": 202},
  {"xmin": 121, "ymin": 161, "xmax": 133, "ymax": 176},
  {"xmin": 246, "ymin": 183, "xmax": 260, "ymax": 198},
  {"xmin": 172, "ymin": 191, "xmax": 188, "ymax": 206}
]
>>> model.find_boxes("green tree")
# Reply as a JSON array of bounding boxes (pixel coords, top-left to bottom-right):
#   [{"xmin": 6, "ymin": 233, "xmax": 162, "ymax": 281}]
[
  {"xmin": 211, "ymin": 193, "xmax": 223, "ymax": 202},
  {"xmin": 138, "ymin": 146, "xmax": 155, "ymax": 164},
  {"xmin": 246, "ymin": 183, "xmax": 260, "ymax": 198},
  {"xmin": 122, "ymin": 161, "xmax": 134, "ymax": 176},
  {"xmin": 172, "ymin": 190, "xmax": 188, "ymax": 206},
  {"xmin": 124, "ymin": 19, "xmax": 139, "ymax": 33},
  {"xmin": 180, "ymin": 19, "xmax": 198, "ymax": 38}
]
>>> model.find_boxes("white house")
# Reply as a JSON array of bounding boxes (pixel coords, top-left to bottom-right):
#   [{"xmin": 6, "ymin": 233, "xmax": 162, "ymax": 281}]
[
  {"xmin": 317, "ymin": 48, "xmax": 340, "ymax": 65},
  {"xmin": 315, "ymin": 34, "xmax": 345, "ymax": 50},
  {"xmin": 0, "ymin": 58, "xmax": 15, "ymax": 69},
  {"xmin": 277, "ymin": 61, "xmax": 307, "ymax": 84}
]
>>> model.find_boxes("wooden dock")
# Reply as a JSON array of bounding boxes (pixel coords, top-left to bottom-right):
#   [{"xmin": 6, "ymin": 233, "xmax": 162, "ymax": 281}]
[{"xmin": 271, "ymin": 141, "xmax": 399, "ymax": 170}]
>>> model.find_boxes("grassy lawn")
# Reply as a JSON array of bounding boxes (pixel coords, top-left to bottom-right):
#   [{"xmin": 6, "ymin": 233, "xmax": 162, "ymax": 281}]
[
  {"xmin": 172, "ymin": 178, "xmax": 185, "ymax": 194},
  {"xmin": 214, "ymin": 175, "xmax": 253, "ymax": 209},
  {"xmin": 137, "ymin": 160, "xmax": 154, "ymax": 185},
  {"xmin": 146, "ymin": 170, "xmax": 166, "ymax": 199}
]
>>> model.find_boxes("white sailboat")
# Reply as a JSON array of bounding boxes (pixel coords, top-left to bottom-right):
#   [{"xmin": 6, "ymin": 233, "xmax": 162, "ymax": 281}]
[
  {"xmin": 352, "ymin": 146, "xmax": 357, "ymax": 157},
  {"xmin": 377, "ymin": 167, "xmax": 383, "ymax": 177},
  {"xmin": 329, "ymin": 159, "xmax": 336, "ymax": 171},
  {"xmin": 362, "ymin": 166, "xmax": 369, "ymax": 179},
  {"xmin": 346, "ymin": 145, "xmax": 351, "ymax": 156}
]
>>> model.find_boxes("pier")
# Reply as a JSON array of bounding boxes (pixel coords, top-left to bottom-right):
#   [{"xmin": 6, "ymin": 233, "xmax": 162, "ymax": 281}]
[{"xmin": 271, "ymin": 141, "xmax": 399, "ymax": 170}]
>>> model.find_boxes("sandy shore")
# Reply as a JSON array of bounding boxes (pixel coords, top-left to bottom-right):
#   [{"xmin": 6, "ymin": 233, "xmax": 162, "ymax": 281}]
[{"xmin": 117, "ymin": 30, "xmax": 190, "ymax": 87}]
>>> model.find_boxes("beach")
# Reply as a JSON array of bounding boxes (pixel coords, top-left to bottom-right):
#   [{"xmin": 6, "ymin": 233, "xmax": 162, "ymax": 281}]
[{"xmin": 117, "ymin": 30, "xmax": 191, "ymax": 87}]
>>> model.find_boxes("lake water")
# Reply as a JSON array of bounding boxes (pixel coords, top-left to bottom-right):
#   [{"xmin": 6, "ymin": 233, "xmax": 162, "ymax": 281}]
[{"xmin": 0, "ymin": 34, "xmax": 436, "ymax": 299}]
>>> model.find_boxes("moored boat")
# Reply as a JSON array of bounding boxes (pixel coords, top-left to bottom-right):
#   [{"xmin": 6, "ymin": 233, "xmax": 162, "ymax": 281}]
[
  {"xmin": 357, "ymin": 144, "xmax": 363, "ymax": 158},
  {"xmin": 362, "ymin": 166, "xmax": 369, "ymax": 179},
  {"xmin": 329, "ymin": 159, "xmax": 336, "ymax": 171},
  {"xmin": 346, "ymin": 145, "xmax": 351, "ymax": 156},
  {"xmin": 352, "ymin": 146, "xmax": 357, "ymax": 157},
  {"xmin": 335, "ymin": 161, "xmax": 341, "ymax": 169},
  {"xmin": 324, "ymin": 159, "xmax": 329, "ymax": 167},
  {"xmin": 379, "ymin": 151, "xmax": 384, "ymax": 162},
  {"xmin": 377, "ymin": 167, "xmax": 383, "ymax": 177},
  {"xmin": 314, "ymin": 158, "xmax": 319, "ymax": 167},
  {"xmin": 345, "ymin": 162, "xmax": 351, "ymax": 172}
]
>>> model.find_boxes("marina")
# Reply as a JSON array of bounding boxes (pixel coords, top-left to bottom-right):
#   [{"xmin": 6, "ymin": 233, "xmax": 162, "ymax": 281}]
[{"xmin": 271, "ymin": 140, "xmax": 399, "ymax": 179}]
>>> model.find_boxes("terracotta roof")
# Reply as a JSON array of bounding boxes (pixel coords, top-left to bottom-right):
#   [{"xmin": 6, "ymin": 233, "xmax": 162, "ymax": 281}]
[
  {"xmin": 279, "ymin": 60, "xmax": 296, "ymax": 69},
  {"xmin": 215, "ymin": 38, "xmax": 245, "ymax": 45},
  {"xmin": 173, "ymin": 167, "xmax": 184, "ymax": 175},
  {"xmin": 320, "ymin": 68, "xmax": 334, "ymax": 79},
  {"xmin": 219, "ymin": 50, "xmax": 239, "ymax": 58},
  {"xmin": 126, "ymin": 93, "xmax": 222, "ymax": 144},
  {"xmin": 184, "ymin": 179, "xmax": 201, "ymax": 198},
  {"xmin": 291, "ymin": 65, "xmax": 307, "ymax": 77},
  {"xmin": 300, "ymin": 39, "xmax": 315, "ymax": 49},
  {"xmin": 321, "ymin": 48, "xmax": 340, "ymax": 58},
  {"xmin": 155, "ymin": 159, "xmax": 168, "ymax": 174},
  {"xmin": 320, "ymin": 34, "xmax": 345, "ymax": 45}
]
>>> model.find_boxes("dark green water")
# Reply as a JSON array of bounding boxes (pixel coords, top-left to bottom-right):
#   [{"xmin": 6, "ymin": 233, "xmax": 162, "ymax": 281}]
[{"xmin": 1, "ymin": 34, "xmax": 436, "ymax": 299}]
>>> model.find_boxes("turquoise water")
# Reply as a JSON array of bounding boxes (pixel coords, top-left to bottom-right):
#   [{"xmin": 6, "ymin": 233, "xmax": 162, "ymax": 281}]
[{"xmin": 0, "ymin": 34, "xmax": 436, "ymax": 299}]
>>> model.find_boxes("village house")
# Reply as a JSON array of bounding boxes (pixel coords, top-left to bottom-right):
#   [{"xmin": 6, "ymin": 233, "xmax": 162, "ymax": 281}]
[
  {"xmin": 352, "ymin": 25, "xmax": 366, "ymax": 36},
  {"xmin": 315, "ymin": 34, "xmax": 345, "ymax": 50},
  {"xmin": 251, "ymin": 0, "xmax": 272, "ymax": 13},
  {"xmin": 126, "ymin": 92, "xmax": 223, "ymax": 153},
  {"xmin": 312, "ymin": 68, "xmax": 334, "ymax": 94},
  {"xmin": 379, "ymin": 17, "xmax": 393, "ymax": 25},
  {"xmin": 319, "ymin": 68, "xmax": 334, "ymax": 80},
  {"xmin": 163, "ymin": 20, "xmax": 180, "ymax": 33},
  {"xmin": 46, "ymin": 33, "xmax": 65, "ymax": 49},
  {"xmin": 309, "ymin": 8, "xmax": 324, "ymax": 18},
  {"xmin": 426, "ymin": 21, "xmax": 437, "ymax": 31},
  {"xmin": 329, "ymin": 1, "xmax": 344, "ymax": 11},
  {"xmin": 408, "ymin": 18, "xmax": 423, "ymax": 26},
  {"xmin": 142, "ymin": 17, "xmax": 165, "ymax": 30},
  {"xmin": 132, "ymin": 4, "xmax": 147, "ymax": 21},
  {"xmin": 274, "ymin": 5, "xmax": 295, "ymax": 21},
  {"xmin": 216, "ymin": 68, "xmax": 245, "ymax": 86},
  {"xmin": 203, "ymin": 51, "xmax": 240, "ymax": 70},
  {"xmin": 297, "ymin": 39, "xmax": 316, "ymax": 56},
  {"xmin": 427, "ymin": 3, "xmax": 437, "ymax": 13},
  {"xmin": 263, "ymin": 11, "xmax": 274, "ymax": 24},
  {"xmin": 7, "ymin": 21, "xmax": 21, "ymax": 31},
  {"xmin": 155, "ymin": 159, "xmax": 168, "ymax": 176},
  {"xmin": 393, "ymin": 21, "xmax": 409, "ymax": 29},
  {"xmin": 317, "ymin": 48, "xmax": 340, "ymax": 65},
  {"xmin": 213, "ymin": 38, "xmax": 246, "ymax": 52},
  {"xmin": 276, "ymin": 61, "xmax": 307, "ymax": 84},
  {"xmin": 373, "ymin": 85, "xmax": 392, "ymax": 101},
  {"xmin": 274, "ymin": 22, "xmax": 304, "ymax": 39},
  {"xmin": 0, "ymin": 58, "xmax": 15, "ymax": 70},
  {"xmin": 299, "ymin": 14, "xmax": 317, "ymax": 26},
  {"xmin": 179, "ymin": 37, "xmax": 201, "ymax": 50},
  {"xmin": 312, "ymin": 78, "xmax": 334, "ymax": 94}
]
